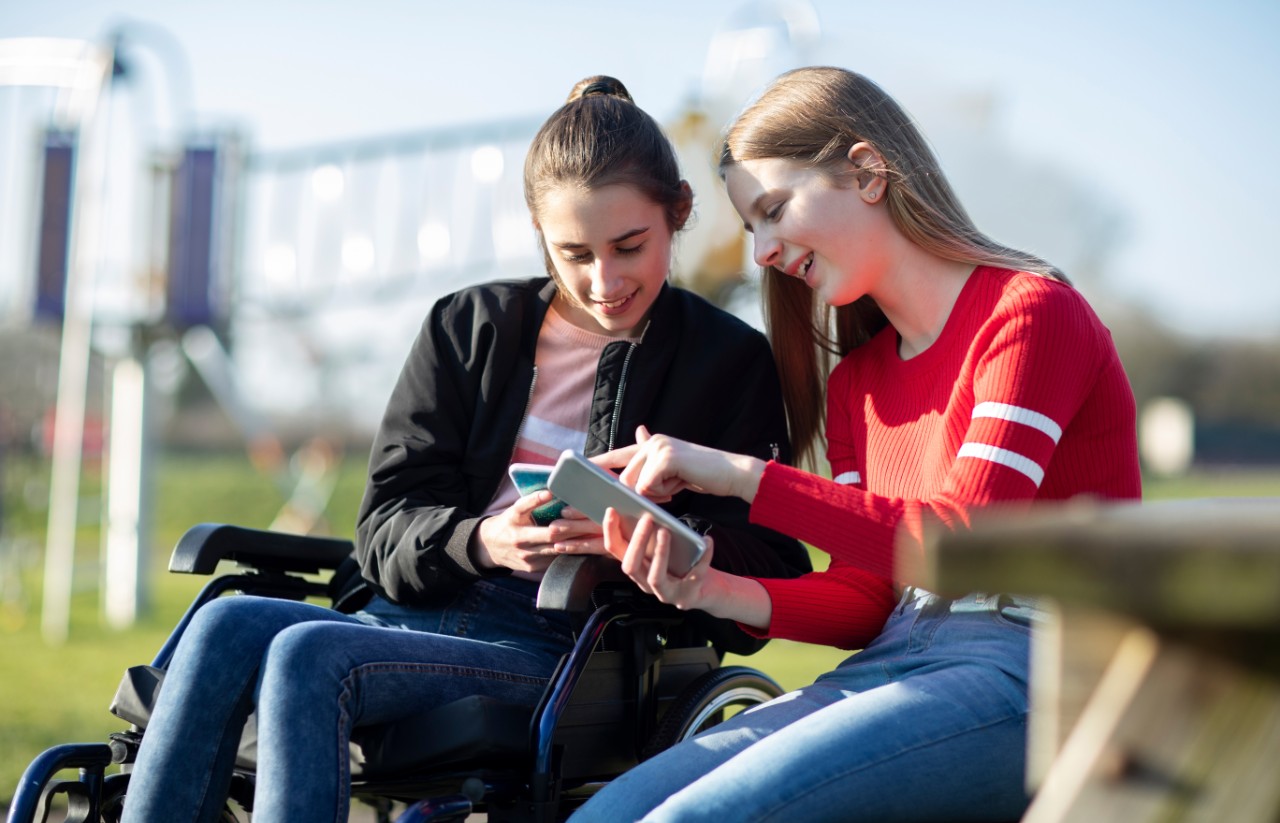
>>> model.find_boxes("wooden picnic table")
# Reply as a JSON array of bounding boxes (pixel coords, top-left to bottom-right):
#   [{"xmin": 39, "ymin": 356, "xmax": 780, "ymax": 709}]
[{"xmin": 919, "ymin": 497, "xmax": 1280, "ymax": 823}]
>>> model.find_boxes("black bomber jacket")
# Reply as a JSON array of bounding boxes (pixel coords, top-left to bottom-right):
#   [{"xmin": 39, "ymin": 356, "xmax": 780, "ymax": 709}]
[{"xmin": 354, "ymin": 278, "xmax": 810, "ymax": 654}]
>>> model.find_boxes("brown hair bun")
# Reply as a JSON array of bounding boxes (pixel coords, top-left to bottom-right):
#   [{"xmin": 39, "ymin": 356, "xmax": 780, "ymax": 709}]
[{"xmin": 567, "ymin": 75, "xmax": 634, "ymax": 104}]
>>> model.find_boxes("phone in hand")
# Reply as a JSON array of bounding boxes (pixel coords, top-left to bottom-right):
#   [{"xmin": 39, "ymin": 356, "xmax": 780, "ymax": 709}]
[
  {"xmin": 547, "ymin": 449, "xmax": 707, "ymax": 577},
  {"xmin": 508, "ymin": 463, "xmax": 567, "ymax": 526}
]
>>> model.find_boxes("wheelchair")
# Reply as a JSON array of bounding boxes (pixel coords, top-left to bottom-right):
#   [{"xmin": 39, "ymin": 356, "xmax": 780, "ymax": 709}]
[{"xmin": 9, "ymin": 523, "xmax": 785, "ymax": 823}]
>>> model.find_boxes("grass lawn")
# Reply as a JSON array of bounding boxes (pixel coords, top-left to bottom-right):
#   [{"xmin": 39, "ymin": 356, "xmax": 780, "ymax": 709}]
[{"xmin": 2, "ymin": 452, "xmax": 1277, "ymax": 805}]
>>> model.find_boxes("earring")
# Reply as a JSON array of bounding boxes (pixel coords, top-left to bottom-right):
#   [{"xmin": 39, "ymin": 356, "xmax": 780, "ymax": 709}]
[{"xmin": 868, "ymin": 190, "xmax": 878, "ymax": 201}]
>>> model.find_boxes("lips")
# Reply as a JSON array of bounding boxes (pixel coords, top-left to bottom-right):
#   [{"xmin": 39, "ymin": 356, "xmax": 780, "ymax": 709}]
[
  {"xmin": 785, "ymin": 252, "xmax": 812, "ymax": 277},
  {"xmin": 786, "ymin": 252, "xmax": 815, "ymax": 285},
  {"xmin": 593, "ymin": 289, "xmax": 638, "ymax": 316}
]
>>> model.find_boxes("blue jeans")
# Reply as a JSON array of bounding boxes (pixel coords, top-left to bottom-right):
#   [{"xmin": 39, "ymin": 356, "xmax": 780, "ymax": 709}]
[
  {"xmin": 571, "ymin": 590, "xmax": 1034, "ymax": 823},
  {"xmin": 121, "ymin": 578, "xmax": 573, "ymax": 823}
]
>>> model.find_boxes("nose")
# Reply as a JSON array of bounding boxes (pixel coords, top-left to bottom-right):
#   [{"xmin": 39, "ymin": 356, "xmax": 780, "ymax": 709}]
[
  {"xmin": 590, "ymin": 257, "xmax": 622, "ymax": 295},
  {"xmin": 753, "ymin": 230, "xmax": 783, "ymax": 269}
]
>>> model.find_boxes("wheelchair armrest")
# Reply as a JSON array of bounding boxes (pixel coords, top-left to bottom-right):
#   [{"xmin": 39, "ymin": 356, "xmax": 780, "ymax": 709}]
[
  {"xmin": 169, "ymin": 523, "xmax": 355, "ymax": 576},
  {"xmin": 536, "ymin": 555, "xmax": 630, "ymax": 614}
]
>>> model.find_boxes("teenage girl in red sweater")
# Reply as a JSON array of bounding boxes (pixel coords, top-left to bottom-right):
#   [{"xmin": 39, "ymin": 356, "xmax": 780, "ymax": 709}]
[{"xmin": 569, "ymin": 66, "xmax": 1141, "ymax": 822}]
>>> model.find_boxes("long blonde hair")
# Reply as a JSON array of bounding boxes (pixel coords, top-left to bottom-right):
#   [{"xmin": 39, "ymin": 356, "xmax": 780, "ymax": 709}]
[{"xmin": 720, "ymin": 66, "xmax": 1066, "ymax": 466}]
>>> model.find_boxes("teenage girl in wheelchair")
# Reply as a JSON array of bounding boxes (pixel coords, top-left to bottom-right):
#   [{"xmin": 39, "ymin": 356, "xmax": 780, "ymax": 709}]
[{"xmin": 10, "ymin": 75, "xmax": 872, "ymax": 823}]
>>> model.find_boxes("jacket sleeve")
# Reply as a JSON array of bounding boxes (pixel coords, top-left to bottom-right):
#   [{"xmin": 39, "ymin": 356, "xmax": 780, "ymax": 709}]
[{"xmin": 354, "ymin": 296, "xmax": 507, "ymax": 605}]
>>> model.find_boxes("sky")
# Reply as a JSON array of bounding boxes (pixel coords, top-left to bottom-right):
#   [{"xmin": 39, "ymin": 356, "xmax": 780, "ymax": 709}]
[{"xmin": 2, "ymin": 0, "xmax": 1279, "ymax": 340}]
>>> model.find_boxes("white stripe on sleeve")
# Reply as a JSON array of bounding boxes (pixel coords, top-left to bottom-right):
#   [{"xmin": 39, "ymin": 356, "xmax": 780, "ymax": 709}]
[
  {"xmin": 972, "ymin": 402, "xmax": 1062, "ymax": 443},
  {"xmin": 957, "ymin": 442, "xmax": 1045, "ymax": 487}
]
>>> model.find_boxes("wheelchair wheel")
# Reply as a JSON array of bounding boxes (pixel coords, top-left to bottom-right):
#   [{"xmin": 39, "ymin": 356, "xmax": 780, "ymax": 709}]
[
  {"xmin": 98, "ymin": 773, "xmax": 129, "ymax": 823},
  {"xmin": 643, "ymin": 665, "xmax": 784, "ymax": 759}
]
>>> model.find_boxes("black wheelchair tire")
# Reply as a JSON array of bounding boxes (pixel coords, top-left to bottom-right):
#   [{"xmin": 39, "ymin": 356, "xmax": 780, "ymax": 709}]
[
  {"xmin": 642, "ymin": 665, "xmax": 784, "ymax": 760},
  {"xmin": 98, "ymin": 773, "xmax": 129, "ymax": 823}
]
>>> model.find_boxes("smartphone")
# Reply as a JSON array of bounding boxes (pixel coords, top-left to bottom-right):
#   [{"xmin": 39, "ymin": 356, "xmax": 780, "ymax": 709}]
[
  {"xmin": 547, "ymin": 449, "xmax": 707, "ymax": 577},
  {"xmin": 507, "ymin": 462, "xmax": 567, "ymax": 526}
]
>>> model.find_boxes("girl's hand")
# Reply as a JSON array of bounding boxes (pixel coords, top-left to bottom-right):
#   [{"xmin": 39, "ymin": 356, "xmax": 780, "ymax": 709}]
[
  {"xmin": 474, "ymin": 491, "xmax": 595, "ymax": 573},
  {"xmin": 548, "ymin": 506, "xmax": 608, "ymax": 556},
  {"xmin": 603, "ymin": 507, "xmax": 775, "ymax": 628},
  {"xmin": 595, "ymin": 425, "xmax": 767, "ymax": 503},
  {"xmin": 606, "ymin": 508, "xmax": 720, "ymax": 611}
]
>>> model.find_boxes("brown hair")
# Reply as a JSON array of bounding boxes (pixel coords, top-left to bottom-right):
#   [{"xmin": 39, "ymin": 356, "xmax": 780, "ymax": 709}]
[
  {"xmin": 524, "ymin": 75, "xmax": 692, "ymax": 292},
  {"xmin": 720, "ymin": 66, "xmax": 1066, "ymax": 466}
]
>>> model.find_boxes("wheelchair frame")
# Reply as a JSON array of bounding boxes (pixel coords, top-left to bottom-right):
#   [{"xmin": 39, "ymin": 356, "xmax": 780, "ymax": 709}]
[{"xmin": 8, "ymin": 524, "xmax": 784, "ymax": 823}]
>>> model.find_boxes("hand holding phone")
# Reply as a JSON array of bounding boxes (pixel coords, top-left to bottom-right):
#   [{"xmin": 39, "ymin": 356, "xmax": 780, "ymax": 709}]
[
  {"xmin": 507, "ymin": 463, "xmax": 567, "ymax": 526},
  {"xmin": 547, "ymin": 450, "xmax": 707, "ymax": 577}
]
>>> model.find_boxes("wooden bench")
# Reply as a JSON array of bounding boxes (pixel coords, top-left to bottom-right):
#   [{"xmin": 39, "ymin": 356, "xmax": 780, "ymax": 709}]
[{"xmin": 919, "ymin": 497, "xmax": 1280, "ymax": 823}]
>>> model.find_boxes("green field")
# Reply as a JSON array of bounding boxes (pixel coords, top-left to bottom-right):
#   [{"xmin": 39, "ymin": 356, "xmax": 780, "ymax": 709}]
[{"xmin": 2, "ymin": 451, "xmax": 1278, "ymax": 804}]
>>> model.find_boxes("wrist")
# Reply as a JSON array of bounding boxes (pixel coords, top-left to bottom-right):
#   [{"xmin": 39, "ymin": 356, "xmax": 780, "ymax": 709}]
[
  {"xmin": 702, "ymin": 570, "xmax": 771, "ymax": 629},
  {"xmin": 728, "ymin": 455, "xmax": 766, "ymax": 503},
  {"xmin": 470, "ymin": 518, "xmax": 498, "ymax": 570}
]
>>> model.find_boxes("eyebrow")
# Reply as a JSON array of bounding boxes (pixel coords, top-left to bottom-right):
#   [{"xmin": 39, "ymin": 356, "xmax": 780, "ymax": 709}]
[{"xmin": 552, "ymin": 226, "xmax": 650, "ymax": 249}]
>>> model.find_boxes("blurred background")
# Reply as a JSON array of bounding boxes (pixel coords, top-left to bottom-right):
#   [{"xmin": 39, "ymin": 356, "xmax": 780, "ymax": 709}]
[{"xmin": 1, "ymin": 0, "xmax": 1278, "ymax": 808}]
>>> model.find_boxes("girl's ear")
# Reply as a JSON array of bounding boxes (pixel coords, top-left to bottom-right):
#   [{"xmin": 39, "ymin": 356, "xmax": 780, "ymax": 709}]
[
  {"xmin": 674, "ymin": 180, "xmax": 694, "ymax": 230},
  {"xmin": 846, "ymin": 142, "xmax": 887, "ymax": 203}
]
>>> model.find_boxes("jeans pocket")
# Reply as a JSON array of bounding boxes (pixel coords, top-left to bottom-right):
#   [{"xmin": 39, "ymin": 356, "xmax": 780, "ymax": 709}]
[
  {"xmin": 529, "ymin": 611, "xmax": 574, "ymax": 646},
  {"xmin": 470, "ymin": 579, "xmax": 575, "ymax": 649},
  {"xmin": 993, "ymin": 594, "xmax": 1039, "ymax": 631}
]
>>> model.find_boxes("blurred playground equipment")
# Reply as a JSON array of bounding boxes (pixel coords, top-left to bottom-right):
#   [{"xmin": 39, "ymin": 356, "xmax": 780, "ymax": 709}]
[
  {"xmin": 1, "ymin": 0, "xmax": 1136, "ymax": 641},
  {"xmin": 0, "ymin": 2, "xmax": 834, "ymax": 641}
]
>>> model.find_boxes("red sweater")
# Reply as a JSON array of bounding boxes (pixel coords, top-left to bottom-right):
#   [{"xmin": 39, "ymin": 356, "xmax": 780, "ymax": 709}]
[{"xmin": 748, "ymin": 267, "xmax": 1141, "ymax": 649}]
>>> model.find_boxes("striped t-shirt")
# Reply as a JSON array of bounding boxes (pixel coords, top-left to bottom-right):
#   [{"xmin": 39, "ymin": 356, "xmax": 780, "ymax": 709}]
[{"xmin": 746, "ymin": 266, "xmax": 1141, "ymax": 648}]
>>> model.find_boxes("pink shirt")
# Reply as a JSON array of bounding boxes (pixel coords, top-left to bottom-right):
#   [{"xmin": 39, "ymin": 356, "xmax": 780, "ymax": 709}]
[{"xmin": 483, "ymin": 306, "xmax": 618, "ymax": 517}]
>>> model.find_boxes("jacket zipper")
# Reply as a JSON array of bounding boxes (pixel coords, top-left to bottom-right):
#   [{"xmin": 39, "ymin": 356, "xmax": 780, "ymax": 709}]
[
  {"xmin": 607, "ymin": 342, "xmax": 638, "ymax": 451},
  {"xmin": 510, "ymin": 366, "xmax": 538, "ymax": 461}
]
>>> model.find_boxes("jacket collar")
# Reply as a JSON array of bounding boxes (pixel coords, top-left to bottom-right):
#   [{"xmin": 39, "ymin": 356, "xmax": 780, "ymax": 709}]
[
  {"xmin": 607, "ymin": 282, "xmax": 683, "ymax": 449},
  {"xmin": 518, "ymin": 277, "xmax": 562, "ymax": 358}
]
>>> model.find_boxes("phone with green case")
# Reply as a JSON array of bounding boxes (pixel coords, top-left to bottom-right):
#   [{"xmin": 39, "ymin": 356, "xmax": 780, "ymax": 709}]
[{"xmin": 507, "ymin": 462, "xmax": 567, "ymax": 526}]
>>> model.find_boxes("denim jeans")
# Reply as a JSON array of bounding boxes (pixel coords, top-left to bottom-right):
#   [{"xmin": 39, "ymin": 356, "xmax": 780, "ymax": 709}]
[
  {"xmin": 120, "ymin": 577, "xmax": 573, "ymax": 823},
  {"xmin": 571, "ymin": 589, "xmax": 1035, "ymax": 823}
]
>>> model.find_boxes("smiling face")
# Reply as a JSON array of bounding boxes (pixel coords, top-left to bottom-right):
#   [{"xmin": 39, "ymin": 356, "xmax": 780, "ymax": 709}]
[
  {"xmin": 724, "ymin": 156, "xmax": 890, "ymax": 308},
  {"xmin": 537, "ymin": 183, "xmax": 677, "ymax": 337}
]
